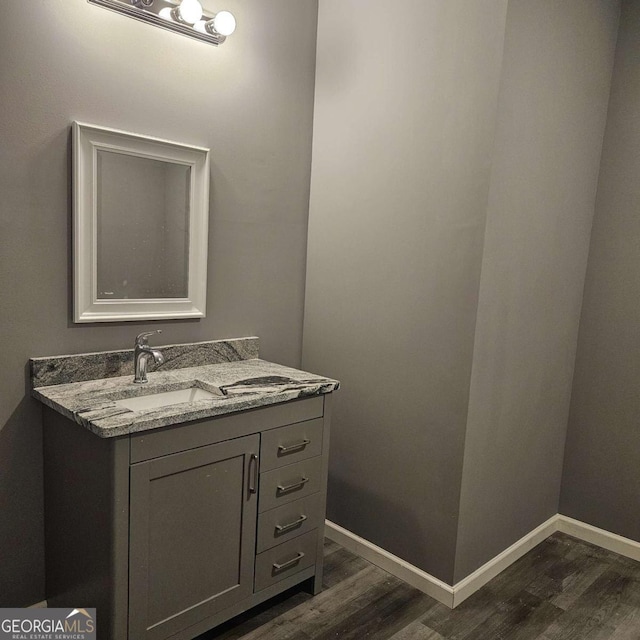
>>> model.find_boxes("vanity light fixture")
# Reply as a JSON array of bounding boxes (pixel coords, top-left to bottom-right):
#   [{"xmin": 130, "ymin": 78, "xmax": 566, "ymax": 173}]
[{"xmin": 88, "ymin": 0, "xmax": 236, "ymax": 46}]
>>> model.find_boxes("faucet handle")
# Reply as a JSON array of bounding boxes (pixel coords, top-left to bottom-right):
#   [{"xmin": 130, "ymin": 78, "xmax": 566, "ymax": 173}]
[{"xmin": 135, "ymin": 330, "xmax": 162, "ymax": 347}]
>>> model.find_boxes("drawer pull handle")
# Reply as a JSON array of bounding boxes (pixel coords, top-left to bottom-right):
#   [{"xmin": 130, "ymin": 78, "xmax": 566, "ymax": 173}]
[
  {"xmin": 276, "ymin": 477, "xmax": 309, "ymax": 495},
  {"xmin": 275, "ymin": 514, "xmax": 308, "ymax": 534},
  {"xmin": 278, "ymin": 439, "xmax": 311, "ymax": 454},
  {"xmin": 273, "ymin": 552, "xmax": 305, "ymax": 572}
]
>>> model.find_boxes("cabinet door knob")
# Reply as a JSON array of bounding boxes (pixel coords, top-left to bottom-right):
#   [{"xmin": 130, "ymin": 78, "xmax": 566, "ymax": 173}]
[
  {"xmin": 276, "ymin": 477, "xmax": 309, "ymax": 495},
  {"xmin": 272, "ymin": 552, "xmax": 305, "ymax": 572}
]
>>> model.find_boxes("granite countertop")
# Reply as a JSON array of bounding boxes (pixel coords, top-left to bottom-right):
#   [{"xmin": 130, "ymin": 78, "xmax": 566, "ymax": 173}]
[{"xmin": 31, "ymin": 338, "xmax": 339, "ymax": 438}]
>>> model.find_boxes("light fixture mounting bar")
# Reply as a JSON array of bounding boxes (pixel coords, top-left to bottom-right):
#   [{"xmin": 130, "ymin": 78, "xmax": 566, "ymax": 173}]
[{"xmin": 88, "ymin": 0, "xmax": 227, "ymax": 46}]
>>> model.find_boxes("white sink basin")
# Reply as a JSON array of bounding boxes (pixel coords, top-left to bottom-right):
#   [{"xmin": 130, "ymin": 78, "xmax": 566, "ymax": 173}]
[{"xmin": 114, "ymin": 386, "xmax": 223, "ymax": 412}]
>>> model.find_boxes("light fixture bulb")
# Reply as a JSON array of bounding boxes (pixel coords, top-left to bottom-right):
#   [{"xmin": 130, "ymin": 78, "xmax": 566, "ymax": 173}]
[
  {"xmin": 159, "ymin": 7, "xmax": 174, "ymax": 20},
  {"xmin": 212, "ymin": 10, "xmax": 236, "ymax": 36},
  {"xmin": 193, "ymin": 19, "xmax": 207, "ymax": 34},
  {"xmin": 177, "ymin": 0, "xmax": 203, "ymax": 24}
]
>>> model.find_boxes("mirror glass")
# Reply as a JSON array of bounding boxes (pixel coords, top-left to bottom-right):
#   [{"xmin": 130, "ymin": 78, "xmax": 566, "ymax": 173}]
[
  {"xmin": 96, "ymin": 151, "xmax": 190, "ymax": 300},
  {"xmin": 73, "ymin": 122, "xmax": 210, "ymax": 323}
]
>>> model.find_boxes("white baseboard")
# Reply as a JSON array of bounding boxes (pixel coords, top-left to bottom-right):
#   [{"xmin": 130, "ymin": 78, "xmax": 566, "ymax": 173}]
[
  {"xmin": 326, "ymin": 514, "xmax": 640, "ymax": 609},
  {"xmin": 556, "ymin": 515, "xmax": 640, "ymax": 562},
  {"xmin": 324, "ymin": 520, "xmax": 455, "ymax": 607},
  {"xmin": 452, "ymin": 515, "xmax": 559, "ymax": 607}
]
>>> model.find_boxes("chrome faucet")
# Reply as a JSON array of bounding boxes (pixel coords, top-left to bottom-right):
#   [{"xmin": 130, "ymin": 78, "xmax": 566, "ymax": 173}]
[{"xmin": 133, "ymin": 330, "xmax": 165, "ymax": 384}]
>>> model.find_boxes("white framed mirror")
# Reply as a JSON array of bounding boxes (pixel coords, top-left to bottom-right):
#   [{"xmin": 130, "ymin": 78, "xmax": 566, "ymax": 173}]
[{"xmin": 72, "ymin": 122, "xmax": 210, "ymax": 323}]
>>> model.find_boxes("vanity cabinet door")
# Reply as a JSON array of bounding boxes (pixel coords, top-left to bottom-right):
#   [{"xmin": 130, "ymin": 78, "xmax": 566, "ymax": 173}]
[{"xmin": 128, "ymin": 435, "xmax": 259, "ymax": 640}]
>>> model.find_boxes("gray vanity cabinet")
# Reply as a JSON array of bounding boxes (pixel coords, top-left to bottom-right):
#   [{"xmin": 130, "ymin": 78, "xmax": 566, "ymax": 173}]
[
  {"xmin": 128, "ymin": 435, "xmax": 259, "ymax": 640},
  {"xmin": 42, "ymin": 394, "xmax": 332, "ymax": 640}
]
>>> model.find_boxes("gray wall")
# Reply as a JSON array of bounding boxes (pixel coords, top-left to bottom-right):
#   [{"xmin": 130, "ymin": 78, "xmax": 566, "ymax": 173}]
[
  {"xmin": 560, "ymin": 0, "xmax": 640, "ymax": 541},
  {"xmin": 0, "ymin": 0, "xmax": 318, "ymax": 606},
  {"xmin": 453, "ymin": 0, "xmax": 620, "ymax": 582},
  {"xmin": 305, "ymin": 0, "xmax": 621, "ymax": 585},
  {"xmin": 304, "ymin": 0, "xmax": 509, "ymax": 584}
]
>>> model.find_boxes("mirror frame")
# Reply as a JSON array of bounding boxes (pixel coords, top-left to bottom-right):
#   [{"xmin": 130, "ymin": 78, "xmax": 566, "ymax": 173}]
[{"xmin": 72, "ymin": 121, "xmax": 210, "ymax": 323}]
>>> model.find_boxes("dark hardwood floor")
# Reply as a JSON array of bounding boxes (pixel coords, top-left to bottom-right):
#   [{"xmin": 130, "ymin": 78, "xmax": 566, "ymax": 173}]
[{"xmin": 201, "ymin": 532, "xmax": 640, "ymax": 640}]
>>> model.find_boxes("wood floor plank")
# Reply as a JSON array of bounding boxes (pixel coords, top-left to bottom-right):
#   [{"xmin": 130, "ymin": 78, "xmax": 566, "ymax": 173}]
[
  {"xmin": 292, "ymin": 573, "xmax": 427, "ymax": 640},
  {"xmin": 321, "ymin": 546, "xmax": 372, "ymax": 588},
  {"xmin": 420, "ymin": 588, "xmax": 504, "ymax": 640},
  {"xmin": 387, "ymin": 620, "xmax": 446, "ymax": 640},
  {"xmin": 483, "ymin": 535, "xmax": 575, "ymax": 599},
  {"xmin": 456, "ymin": 590, "xmax": 562, "ymax": 640},
  {"xmin": 533, "ymin": 569, "xmax": 637, "ymax": 640},
  {"xmin": 309, "ymin": 581, "xmax": 434, "ymax": 640},
  {"xmin": 607, "ymin": 607, "xmax": 640, "ymax": 640},
  {"xmin": 611, "ymin": 554, "xmax": 640, "ymax": 578},
  {"xmin": 525, "ymin": 547, "xmax": 610, "ymax": 611},
  {"xmin": 421, "ymin": 533, "xmax": 573, "ymax": 639},
  {"xmin": 215, "ymin": 566, "xmax": 393, "ymax": 640}
]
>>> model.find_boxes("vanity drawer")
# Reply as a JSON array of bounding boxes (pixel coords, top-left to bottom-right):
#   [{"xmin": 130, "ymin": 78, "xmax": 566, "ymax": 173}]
[
  {"xmin": 257, "ymin": 493, "xmax": 322, "ymax": 553},
  {"xmin": 130, "ymin": 396, "xmax": 323, "ymax": 463},
  {"xmin": 254, "ymin": 530, "xmax": 318, "ymax": 592},
  {"xmin": 259, "ymin": 457, "xmax": 322, "ymax": 513},
  {"xmin": 260, "ymin": 418, "xmax": 323, "ymax": 471}
]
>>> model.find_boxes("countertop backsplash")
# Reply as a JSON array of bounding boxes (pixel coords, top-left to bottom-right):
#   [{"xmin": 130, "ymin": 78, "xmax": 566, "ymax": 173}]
[{"xmin": 30, "ymin": 336, "xmax": 260, "ymax": 387}]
